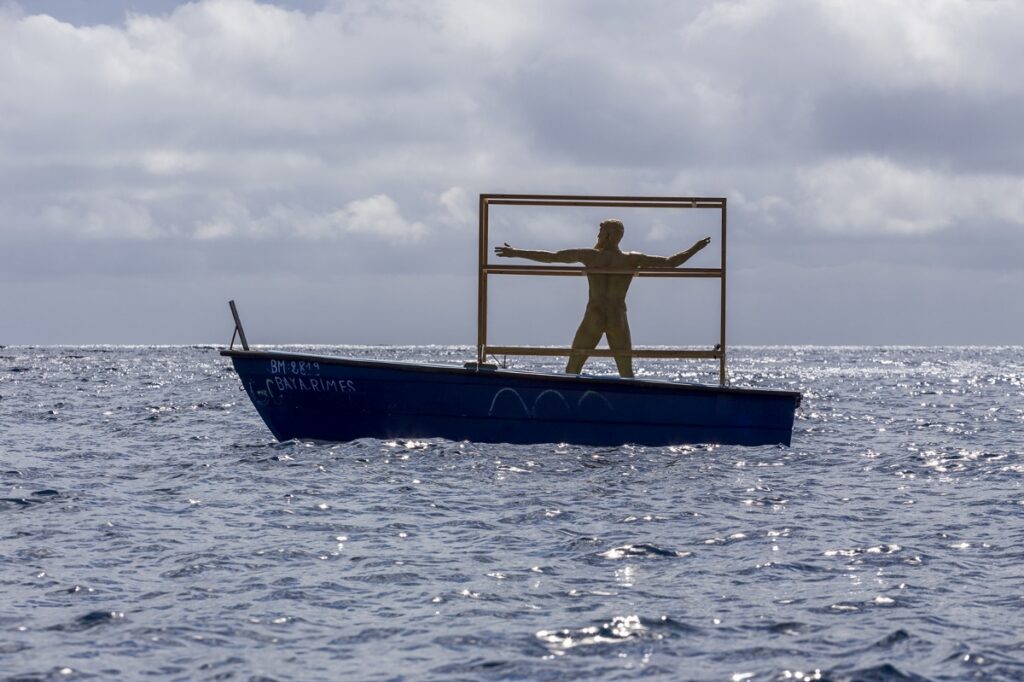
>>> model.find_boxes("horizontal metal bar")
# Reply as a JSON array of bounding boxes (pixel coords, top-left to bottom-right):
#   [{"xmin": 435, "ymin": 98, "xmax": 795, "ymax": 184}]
[
  {"xmin": 482, "ymin": 193, "xmax": 725, "ymax": 204},
  {"xmin": 485, "ymin": 346, "xmax": 723, "ymax": 359},
  {"xmin": 484, "ymin": 265, "xmax": 723, "ymax": 278},
  {"xmin": 485, "ymin": 199, "xmax": 723, "ymax": 209}
]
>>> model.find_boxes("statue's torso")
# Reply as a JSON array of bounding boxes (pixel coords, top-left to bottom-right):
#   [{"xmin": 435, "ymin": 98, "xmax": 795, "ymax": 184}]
[{"xmin": 584, "ymin": 249, "xmax": 635, "ymax": 310}]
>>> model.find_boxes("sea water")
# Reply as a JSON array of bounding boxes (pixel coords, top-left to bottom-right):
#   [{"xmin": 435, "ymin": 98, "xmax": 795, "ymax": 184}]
[{"xmin": 1, "ymin": 346, "xmax": 1022, "ymax": 681}]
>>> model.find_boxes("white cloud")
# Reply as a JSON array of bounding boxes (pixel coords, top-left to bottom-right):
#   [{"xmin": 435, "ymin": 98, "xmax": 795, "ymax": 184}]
[
  {"xmin": 685, "ymin": 0, "xmax": 1024, "ymax": 94},
  {"xmin": 329, "ymin": 194, "xmax": 426, "ymax": 243},
  {"xmin": 823, "ymin": 0, "xmax": 1024, "ymax": 93},
  {"xmin": 436, "ymin": 0, "xmax": 540, "ymax": 50},
  {"xmin": 141, "ymin": 149, "xmax": 209, "ymax": 175},
  {"xmin": 42, "ymin": 197, "xmax": 160, "ymax": 239},
  {"xmin": 193, "ymin": 193, "xmax": 424, "ymax": 243},
  {"xmin": 193, "ymin": 195, "xmax": 255, "ymax": 240},
  {"xmin": 796, "ymin": 156, "xmax": 1024, "ymax": 235},
  {"xmin": 437, "ymin": 186, "xmax": 474, "ymax": 229}
]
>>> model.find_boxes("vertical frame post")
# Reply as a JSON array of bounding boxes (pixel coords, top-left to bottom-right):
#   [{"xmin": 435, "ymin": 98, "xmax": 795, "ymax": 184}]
[
  {"xmin": 477, "ymin": 195, "xmax": 489, "ymax": 364},
  {"xmin": 719, "ymin": 199, "xmax": 727, "ymax": 386}
]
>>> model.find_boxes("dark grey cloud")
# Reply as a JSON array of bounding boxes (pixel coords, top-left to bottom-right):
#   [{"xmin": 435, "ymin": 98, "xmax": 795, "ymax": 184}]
[
  {"xmin": 813, "ymin": 88, "xmax": 1024, "ymax": 173},
  {"xmin": 13, "ymin": 0, "xmax": 328, "ymax": 26}
]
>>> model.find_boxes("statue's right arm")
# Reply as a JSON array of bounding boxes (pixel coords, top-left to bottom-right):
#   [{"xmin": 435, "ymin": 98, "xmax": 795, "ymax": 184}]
[{"xmin": 494, "ymin": 244, "xmax": 588, "ymax": 264}]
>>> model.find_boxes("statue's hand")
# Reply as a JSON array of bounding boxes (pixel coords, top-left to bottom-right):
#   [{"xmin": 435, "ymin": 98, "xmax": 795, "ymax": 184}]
[{"xmin": 494, "ymin": 242, "xmax": 516, "ymax": 258}]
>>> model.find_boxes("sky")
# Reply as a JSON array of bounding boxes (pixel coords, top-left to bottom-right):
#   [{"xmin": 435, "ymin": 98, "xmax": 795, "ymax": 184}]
[{"xmin": 1, "ymin": 0, "xmax": 1022, "ymax": 346}]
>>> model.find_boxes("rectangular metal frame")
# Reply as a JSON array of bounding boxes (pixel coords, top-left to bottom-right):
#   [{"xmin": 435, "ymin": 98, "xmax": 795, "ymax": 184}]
[{"xmin": 478, "ymin": 193, "xmax": 728, "ymax": 385}]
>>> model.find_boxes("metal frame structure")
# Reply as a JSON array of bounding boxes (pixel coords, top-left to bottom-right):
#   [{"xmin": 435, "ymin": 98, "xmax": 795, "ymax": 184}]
[{"xmin": 477, "ymin": 193, "xmax": 729, "ymax": 385}]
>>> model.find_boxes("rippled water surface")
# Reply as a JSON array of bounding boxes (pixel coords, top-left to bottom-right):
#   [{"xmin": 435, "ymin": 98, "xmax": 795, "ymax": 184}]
[{"xmin": 2, "ymin": 346, "xmax": 1023, "ymax": 681}]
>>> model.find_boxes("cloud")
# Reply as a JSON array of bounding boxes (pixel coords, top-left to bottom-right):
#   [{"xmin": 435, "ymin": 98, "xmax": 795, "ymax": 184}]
[
  {"xmin": 331, "ymin": 194, "xmax": 426, "ymax": 242},
  {"xmin": 437, "ymin": 186, "xmax": 474, "ymax": 229},
  {"xmin": 42, "ymin": 197, "xmax": 160, "ymax": 239},
  {"xmin": 795, "ymin": 156, "xmax": 1024, "ymax": 235},
  {"xmin": 194, "ymin": 193, "xmax": 425, "ymax": 243},
  {"xmin": 3, "ymin": 0, "xmax": 1024, "ymax": 342},
  {"xmin": 4, "ymin": 0, "xmax": 1024, "ymax": 242}
]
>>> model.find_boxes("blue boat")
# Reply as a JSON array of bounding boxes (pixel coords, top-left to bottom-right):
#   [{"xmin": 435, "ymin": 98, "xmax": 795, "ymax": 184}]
[
  {"xmin": 221, "ymin": 349, "xmax": 800, "ymax": 446},
  {"xmin": 223, "ymin": 194, "xmax": 801, "ymax": 447}
]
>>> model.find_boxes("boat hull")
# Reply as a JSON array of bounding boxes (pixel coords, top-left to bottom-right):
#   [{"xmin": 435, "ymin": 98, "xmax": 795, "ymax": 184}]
[{"xmin": 222, "ymin": 350, "xmax": 800, "ymax": 447}]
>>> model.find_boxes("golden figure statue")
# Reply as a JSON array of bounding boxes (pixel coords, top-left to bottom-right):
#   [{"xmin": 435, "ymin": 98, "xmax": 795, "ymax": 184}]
[{"xmin": 495, "ymin": 220, "xmax": 711, "ymax": 378}]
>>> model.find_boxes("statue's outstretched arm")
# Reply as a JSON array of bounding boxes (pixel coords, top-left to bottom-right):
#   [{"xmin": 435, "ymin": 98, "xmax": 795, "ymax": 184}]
[
  {"xmin": 494, "ymin": 244, "xmax": 589, "ymax": 264},
  {"xmin": 633, "ymin": 237, "xmax": 711, "ymax": 268}
]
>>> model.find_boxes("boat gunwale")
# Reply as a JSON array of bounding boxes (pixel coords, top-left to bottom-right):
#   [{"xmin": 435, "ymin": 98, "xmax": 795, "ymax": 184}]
[{"xmin": 221, "ymin": 348, "xmax": 802, "ymax": 401}]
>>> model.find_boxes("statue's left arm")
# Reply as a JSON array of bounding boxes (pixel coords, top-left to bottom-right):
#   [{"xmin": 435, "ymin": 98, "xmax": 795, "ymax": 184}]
[{"xmin": 631, "ymin": 237, "xmax": 711, "ymax": 268}]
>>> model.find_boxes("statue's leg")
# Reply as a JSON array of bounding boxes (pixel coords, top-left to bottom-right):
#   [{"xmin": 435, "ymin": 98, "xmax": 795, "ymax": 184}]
[
  {"xmin": 566, "ymin": 310, "xmax": 603, "ymax": 374},
  {"xmin": 605, "ymin": 311, "xmax": 634, "ymax": 378}
]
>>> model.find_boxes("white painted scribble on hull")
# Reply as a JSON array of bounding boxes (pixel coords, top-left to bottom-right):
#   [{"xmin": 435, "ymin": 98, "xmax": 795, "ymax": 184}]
[
  {"xmin": 487, "ymin": 387, "xmax": 616, "ymax": 419},
  {"xmin": 577, "ymin": 390, "xmax": 614, "ymax": 413},
  {"xmin": 488, "ymin": 387, "xmax": 531, "ymax": 417}
]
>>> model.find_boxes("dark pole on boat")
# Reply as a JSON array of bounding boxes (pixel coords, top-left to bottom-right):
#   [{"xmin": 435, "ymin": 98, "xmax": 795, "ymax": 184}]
[{"xmin": 229, "ymin": 300, "xmax": 250, "ymax": 351}]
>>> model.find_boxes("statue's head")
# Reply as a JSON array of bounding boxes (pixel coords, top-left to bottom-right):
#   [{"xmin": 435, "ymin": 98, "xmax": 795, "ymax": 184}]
[{"xmin": 596, "ymin": 219, "xmax": 624, "ymax": 249}]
